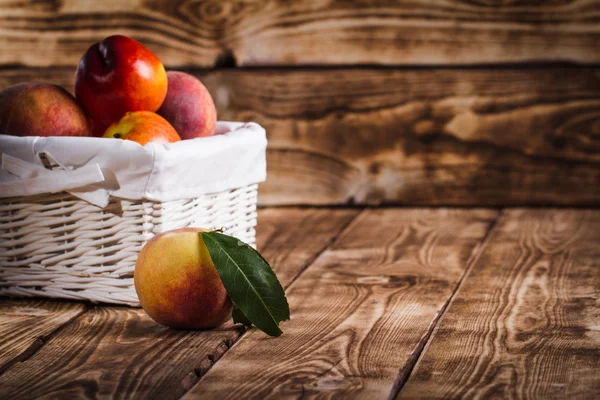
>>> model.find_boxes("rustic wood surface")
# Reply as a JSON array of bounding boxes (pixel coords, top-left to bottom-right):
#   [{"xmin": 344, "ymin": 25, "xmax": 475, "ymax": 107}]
[
  {"xmin": 399, "ymin": 209, "xmax": 600, "ymax": 399},
  {"xmin": 0, "ymin": 208, "xmax": 357, "ymax": 399},
  {"xmin": 1, "ymin": 66, "xmax": 598, "ymax": 207},
  {"xmin": 0, "ymin": 1, "xmax": 597, "ymax": 397},
  {"xmin": 182, "ymin": 209, "xmax": 497, "ymax": 399},
  {"xmin": 0, "ymin": 208, "xmax": 598, "ymax": 398},
  {"xmin": 0, "ymin": 1, "xmax": 598, "ymax": 67},
  {"xmin": 1, "ymin": 307, "xmax": 243, "ymax": 399},
  {"xmin": 252, "ymin": 208, "xmax": 359, "ymax": 287},
  {"xmin": 0, "ymin": 300, "xmax": 86, "ymax": 374}
]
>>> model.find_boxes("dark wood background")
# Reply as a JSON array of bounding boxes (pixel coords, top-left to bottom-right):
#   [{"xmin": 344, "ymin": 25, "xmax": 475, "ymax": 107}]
[{"xmin": 1, "ymin": 0, "xmax": 599, "ymax": 206}]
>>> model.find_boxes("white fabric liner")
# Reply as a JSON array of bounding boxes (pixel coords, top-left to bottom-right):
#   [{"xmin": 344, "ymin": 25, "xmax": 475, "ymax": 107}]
[{"xmin": 0, "ymin": 121, "xmax": 267, "ymax": 205}]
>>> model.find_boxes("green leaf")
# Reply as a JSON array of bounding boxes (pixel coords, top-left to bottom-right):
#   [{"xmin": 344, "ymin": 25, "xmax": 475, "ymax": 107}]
[
  {"xmin": 201, "ymin": 232, "xmax": 290, "ymax": 337},
  {"xmin": 232, "ymin": 307, "xmax": 252, "ymax": 327}
]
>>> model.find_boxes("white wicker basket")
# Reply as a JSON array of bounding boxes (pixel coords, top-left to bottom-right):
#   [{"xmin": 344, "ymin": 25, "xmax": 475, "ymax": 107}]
[{"xmin": 0, "ymin": 122, "xmax": 266, "ymax": 306}]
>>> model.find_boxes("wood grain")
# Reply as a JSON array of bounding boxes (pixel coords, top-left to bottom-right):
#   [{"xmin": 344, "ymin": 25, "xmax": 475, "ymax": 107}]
[
  {"xmin": 399, "ymin": 210, "xmax": 600, "ymax": 399},
  {"xmin": 183, "ymin": 208, "xmax": 497, "ymax": 399},
  {"xmin": 0, "ymin": 300, "xmax": 86, "ymax": 374},
  {"xmin": 2, "ymin": 66, "xmax": 598, "ymax": 206},
  {"xmin": 255, "ymin": 208, "xmax": 359, "ymax": 287},
  {"xmin": 207, "ymin": 67, "xmax": 600, "ymax": 206},
  {"xmin": 0, "ymin": 1, "xmax": 598, "ymax": 67},
  {"xmin": 0, "ymin": 208, "xmax": 357, "ymax": 399}
]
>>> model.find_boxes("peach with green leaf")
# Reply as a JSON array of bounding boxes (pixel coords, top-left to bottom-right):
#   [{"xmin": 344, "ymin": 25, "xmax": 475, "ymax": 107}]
[
  {"xmin": 134, "ymin": 228, "xmax": 233, "ymax": 329},
  {"xmin": 134, "ymin": 228, "xmax": 290, "ymax": 336}
]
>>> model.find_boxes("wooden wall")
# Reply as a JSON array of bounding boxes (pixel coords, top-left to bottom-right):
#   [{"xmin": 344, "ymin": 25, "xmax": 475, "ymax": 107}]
[{"xmin": 1, "ymin": 1, "xmax": 599, "ymax": 205}]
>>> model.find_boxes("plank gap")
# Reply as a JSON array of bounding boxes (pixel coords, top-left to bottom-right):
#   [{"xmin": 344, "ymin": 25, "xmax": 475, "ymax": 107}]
[
  {"xmin": 389, "ymin": 209, "xmax": 503, "ymax": 399},
  {"xmin": 398, "ymin": 209, "xmax": 600, "ymax": 398},
  {"xmin": 259, "ymin": 204, "xmax": 600, "ymax": 210},
  {"xmin": 0, "ymin": 302, "xmax": 91, "ymax": 377},
  {"xmin": 273, "ymin": 208, "xmax": 366, "ymax": 292},
  {"xmin": 1, "ymin": 62, "xmax": 600, "ymax": 74},
  {"xmin": 214, "ymin": 62, "xmax": 600, "ymax": 71}
]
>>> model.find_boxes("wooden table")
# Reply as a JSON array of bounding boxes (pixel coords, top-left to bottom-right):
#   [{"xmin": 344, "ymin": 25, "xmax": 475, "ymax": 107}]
[{"xmin": 1, "ymin": 208, "xmax": 598, "ymax": 399}]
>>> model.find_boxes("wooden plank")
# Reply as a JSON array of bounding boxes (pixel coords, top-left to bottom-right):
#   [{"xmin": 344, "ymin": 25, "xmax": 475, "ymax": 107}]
[
  {"xmin": 0, "ymin": 1, "xmax": 598, "ymax": 67},
  {"xmin": 253, "ymin": 208, "xmax": 359, "ymax": 287},
  {"xmin": 182, "ymin": 208, "xmax": 498, "ymax": 399},
  {"xmin": 399, "ymin": 210, "xmax": 600, "ymax": 399},
  {"xmin": 207, "ymin": 67, "xmax": 600, "ymax": 206},
  {"xmin": 0, "ymin": 208, "xmax": 358, "ymax": 399},
  {"xmin": 1, "ymin": 66, "xmax": 599, "ymax": 206},
  {"xmin": 0, "ymin": 300, "xmax": 86, "ymax": 374}
]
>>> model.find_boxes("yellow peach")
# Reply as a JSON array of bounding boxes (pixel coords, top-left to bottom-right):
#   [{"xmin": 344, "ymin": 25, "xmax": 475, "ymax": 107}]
[{"xmin": 134, "ymin": 228, "xmax": 232, "ymax": 329}]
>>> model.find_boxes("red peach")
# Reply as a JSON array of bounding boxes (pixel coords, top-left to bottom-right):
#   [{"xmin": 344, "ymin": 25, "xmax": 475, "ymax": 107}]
[
  {"xmin": 0, "ymin": 82, "xmax": 89, "ymax": 137},
  {"xmin": 157, "ymin": 71, "xmax": 217, "ymax": 140},
  {"xmin": 75, "ymin": 35, "xmax": 168, "ymax": 129}
]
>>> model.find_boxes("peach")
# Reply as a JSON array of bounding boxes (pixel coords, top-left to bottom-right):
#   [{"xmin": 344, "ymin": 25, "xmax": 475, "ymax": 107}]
[
  {"xmin": 0, "ymin": 82, "xmax": 90, "ymax": 137},
  {"xmin": 75, "ymin": 35, "xmax": 168, "ymax": 131},
  {"xmin": 157, "ymin": 71, "xmax": 217, "ymax": 140},
  {"xmin": 103, "ymin": 111, "xmax": 180, "ymax": 146},
  {"xmin": 134, "ymin": 228, "xmax": 233, "ymax": 329}
]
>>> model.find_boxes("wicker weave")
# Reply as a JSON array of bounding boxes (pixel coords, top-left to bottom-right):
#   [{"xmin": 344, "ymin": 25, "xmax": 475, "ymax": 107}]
[{"xmin": 0, "ymin": 184, "xmax": 258, "ymax": 306}]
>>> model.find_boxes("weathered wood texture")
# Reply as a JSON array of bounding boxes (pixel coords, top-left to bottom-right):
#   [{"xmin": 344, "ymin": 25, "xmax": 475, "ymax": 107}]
[
  {"xmin": 0, "ymin": 300, "xmax": 86, "ymax": 374},
  {"xmin": 183, "ymin": 209, "xmax": 497, "ymax": 399},
  {"xmin": 399, "ymin": 210, "xmax": 600, "ymax": 399},
  {"xmin": 0, "ymin": 209, "xmax": 358, "ymax": 399},
  {"xmin": 0, "ymin": 1, "xmax": 598, "ymax": 67},
  {"xmin": 203, "ymin": 67, "xmax": 600, "ymax": 206},
  {"xmin": 1, "ymin": 66, "xmax": 598, "ymax": 206},
  {"xmin": 253, "ymin": 208, "xmax": 359, "ymax": 287}
]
